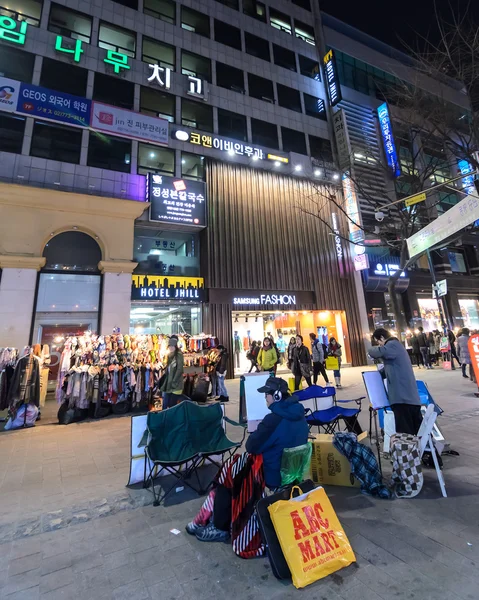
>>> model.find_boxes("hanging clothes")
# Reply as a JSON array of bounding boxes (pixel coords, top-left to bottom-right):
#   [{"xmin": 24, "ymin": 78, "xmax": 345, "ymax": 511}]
[{"xmin": 7, "ymin": 352, "xmax": 41, "ymax": 411}]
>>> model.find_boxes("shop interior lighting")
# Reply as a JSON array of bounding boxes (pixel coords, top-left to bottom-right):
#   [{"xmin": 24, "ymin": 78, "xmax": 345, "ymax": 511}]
[
  {"xmin": 181, "ymin": 159, "xmax": 186, "ymax": 164},
  {"xmin": 150, "ymin": 152, "xmax": 156, "ymax": 158}
]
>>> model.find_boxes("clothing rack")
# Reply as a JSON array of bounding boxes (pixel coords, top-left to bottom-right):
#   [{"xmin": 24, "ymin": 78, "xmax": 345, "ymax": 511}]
[{"xmin": 56, "ymin": 333, "xmax": 219, "ymax": 418}]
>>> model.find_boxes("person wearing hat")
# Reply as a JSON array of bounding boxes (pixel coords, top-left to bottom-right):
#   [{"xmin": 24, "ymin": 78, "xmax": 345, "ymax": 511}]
[
  {"xmin": 160, "ymin": 337, "xmax": 184, "ymax": 409},
  {"xmin": 186, "ymin": 377, "xmax": 308, "ymax": 543}
]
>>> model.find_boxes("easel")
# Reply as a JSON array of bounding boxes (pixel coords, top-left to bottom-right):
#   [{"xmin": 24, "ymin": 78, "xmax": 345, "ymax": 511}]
[
  {"xmin": 417, "ymin": 404, "xmax": 447, "ymax": 497},
  {"xmin": 363, "ymin": 371, "xmax": 390, "ymax": 475},
  {"xmin": 368, "ymin": 406, "xmax": 384, "ymax": 475}
]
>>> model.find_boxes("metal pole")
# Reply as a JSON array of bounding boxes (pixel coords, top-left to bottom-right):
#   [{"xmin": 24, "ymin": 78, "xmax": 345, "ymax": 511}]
[{"xmin": 426, "ymin": 249, "xmax": 450, "ymax": 333}]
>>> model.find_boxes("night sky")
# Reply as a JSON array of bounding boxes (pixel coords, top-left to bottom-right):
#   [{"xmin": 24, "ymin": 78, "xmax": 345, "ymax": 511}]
[{"xmin": 323, "ymin": 0, "xmax": 479, "ymax": 54}]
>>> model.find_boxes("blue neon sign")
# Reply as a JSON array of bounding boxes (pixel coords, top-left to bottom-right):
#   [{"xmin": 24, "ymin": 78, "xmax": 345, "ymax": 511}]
[
  {"xmin": 458, "ymin": 159, "xmax": 475, "ymax": 195},
  {"xmin": 377, "ymin": 102, "xmax": 401, "ymax": 178}
]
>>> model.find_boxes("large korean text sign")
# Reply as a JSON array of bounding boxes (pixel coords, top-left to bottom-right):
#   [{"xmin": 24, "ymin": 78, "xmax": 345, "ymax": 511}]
[{"xmin": 147, "ymin": 174, "xmax": 207, "ymax": 228}]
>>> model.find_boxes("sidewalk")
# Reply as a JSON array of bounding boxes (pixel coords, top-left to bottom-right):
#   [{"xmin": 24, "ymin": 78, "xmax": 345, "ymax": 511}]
[{"xmin": 1, "ymin": 366, "xmax": 479, "ymax": 599}]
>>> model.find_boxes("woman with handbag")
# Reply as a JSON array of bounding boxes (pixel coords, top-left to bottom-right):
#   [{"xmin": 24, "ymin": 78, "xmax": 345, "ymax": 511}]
[
  {"xmin": 327, "ymin": 337, "xmax": 343, "ymax": 389},
  {"xmin": 292, "ymin": 335, "xmax": 312, "ymax": 390}
]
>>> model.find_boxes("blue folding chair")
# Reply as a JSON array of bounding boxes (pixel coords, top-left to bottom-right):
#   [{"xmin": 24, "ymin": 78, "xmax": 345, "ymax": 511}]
[
  {"xmin": 416, "ymin": 380, "xmax": 444, "ymax": 415},
  {"xmin": 295, "ymin": 385, "xmax": 364, "ymax": 434}
]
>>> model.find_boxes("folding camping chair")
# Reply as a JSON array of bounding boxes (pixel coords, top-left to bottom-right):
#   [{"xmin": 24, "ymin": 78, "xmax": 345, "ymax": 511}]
[
  {"xmin": 295, "ymin": 385, "xmax": 363, "ymax": 434},
  {"xmin": 143, "ymin": 401, "xmax": 246, "ymax": 505}
]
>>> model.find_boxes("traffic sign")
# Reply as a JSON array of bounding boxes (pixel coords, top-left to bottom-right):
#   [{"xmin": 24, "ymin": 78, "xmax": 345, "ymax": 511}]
[{"xmin": 405, "ymin": 192, "xmax": 427, "ymax": 207}]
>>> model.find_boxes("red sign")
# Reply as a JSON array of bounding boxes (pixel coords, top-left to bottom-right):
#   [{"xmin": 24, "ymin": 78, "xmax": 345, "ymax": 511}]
[{"xmin": 468, "ymin": 334, "xmax": 479, "ymax": 383}]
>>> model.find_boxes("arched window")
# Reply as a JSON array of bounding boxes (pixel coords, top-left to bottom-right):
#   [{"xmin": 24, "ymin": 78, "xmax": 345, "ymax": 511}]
[
  {"xmin": 33, "ymin": 232, "xmax": 102, "ymax": 369},
  {"xmin": 43, "ymin": 231, "xmax": 102, "ymax": 272}
]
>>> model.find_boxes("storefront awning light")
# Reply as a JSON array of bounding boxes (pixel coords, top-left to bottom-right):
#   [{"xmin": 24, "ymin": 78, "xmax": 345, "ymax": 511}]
[{"xmin": 268, "ymin": 154, "xmax": 289, "ymax": 164}]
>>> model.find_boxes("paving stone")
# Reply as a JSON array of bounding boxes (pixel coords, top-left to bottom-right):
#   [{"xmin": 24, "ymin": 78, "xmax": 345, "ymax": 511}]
[
  {"xmin": 112, "ymin": 579, "xmax": 150, "ymax": 600},
  {"xmin": 39, "ymin": 567, "xmax": 75, "ymax": 595},
  {"xmin": 8, "ymin": 552, "xmax": 43, "ymax": 576},
  {"xmin": 148, "ymin": 577, "xmax": 185, "ymax": 600}
]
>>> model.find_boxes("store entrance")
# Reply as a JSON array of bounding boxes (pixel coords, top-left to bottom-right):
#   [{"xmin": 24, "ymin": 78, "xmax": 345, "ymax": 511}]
[{"xmin": 231, "ymin": 310, "xmax": 351, "ymax": 375}]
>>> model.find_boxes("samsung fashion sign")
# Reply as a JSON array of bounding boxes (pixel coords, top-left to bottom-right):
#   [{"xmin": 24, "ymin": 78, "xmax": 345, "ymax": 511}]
[{"xmin": 233, "ymin": 294, "xmax": 297, "ymax": 306}]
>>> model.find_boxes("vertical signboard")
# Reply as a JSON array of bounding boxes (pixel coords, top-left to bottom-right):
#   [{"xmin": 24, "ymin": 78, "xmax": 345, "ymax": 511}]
[
  {"xmin": 342, "ymin": 172, "xmax": 364, "ymax": 243},
  {"xmin": 377, "ymin": 102, "xmax": 401, "ymax": 178},
  {"xmin": 323, "ymin": 50, "xmax": 342, "ymax": 107},
  {"xmin": 333, "ymin": 110, "xmax": 351, "ymax": 170}
]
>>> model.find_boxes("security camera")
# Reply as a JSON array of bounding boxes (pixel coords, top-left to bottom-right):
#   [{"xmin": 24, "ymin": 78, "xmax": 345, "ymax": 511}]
[{"xmin": 375, "ymin": 211, "xmax": 385, "ymax": 222}]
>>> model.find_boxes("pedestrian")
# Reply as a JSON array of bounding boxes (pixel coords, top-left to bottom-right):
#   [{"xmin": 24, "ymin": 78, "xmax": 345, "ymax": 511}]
[
  {"xmin": 457, "ymin": 328, "xmax": 474, "ymax": 380},
  {"xmin": 287, "ymin": 336, "xmax": 296, "ymax": 370},
  {"xmin": 405, "ymin": 333, "xmax": 414, "ymax": 364},
  {"xmin": 292, "ymin": 334, "xmax": 312, "ymax": 390},
  {"xmin": 215, "ymin": 345, "xmax": 229, "ymax": 402},
  {"xmin": 368, "ymin": 328, "xmax": 422, "ymax": 435},
  {"xmin": 257, "ymin": 337, "xmax": 278, "ymax": 373},
  {"xmin": 309, "ymin": 332, "xmax": 329, "ymax": 385},
  {"xmin": 247, "ymin": 341, "xmax": 260, "ymax": 373},
  {"xmin": 328, "ymin": 337, "xmax": 343, "ymax": 388},
  {"xmin": 160, "ymin": 337, "xmax": 184, "ymax": 409},
  {"xmin": 417, "ymin": 327, "xmax": 432, "ymax": 369},
  {"xmin": 448, "ymin": 329, "xmax": 459, "ymax": 369},
  {"xmin": 410, "ymin": 333, "xmax": 423, "ymax": 368}
]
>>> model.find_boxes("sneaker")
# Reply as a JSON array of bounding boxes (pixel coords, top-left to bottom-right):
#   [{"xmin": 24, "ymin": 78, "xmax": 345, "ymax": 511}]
[
  {"xmin": 185, "ymin": 522, "xmax": 204, "ymax": 536},
  {"xmin": 218, "ymin": 396, "xmax": 229, "ymax": 403},
  {"xmin": 195, "ymin": 522, "xmax": 230, "ymax": 542}
]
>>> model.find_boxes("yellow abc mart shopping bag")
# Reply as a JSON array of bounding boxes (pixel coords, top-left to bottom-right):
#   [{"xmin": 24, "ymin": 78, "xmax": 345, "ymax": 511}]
[
  {"xmin": 325, "ymin": 357, "xmax": 339, "ymax": 371},
  {"xmin": 268, "ymin": 485, "xmax": 355, "ymax": 589}
]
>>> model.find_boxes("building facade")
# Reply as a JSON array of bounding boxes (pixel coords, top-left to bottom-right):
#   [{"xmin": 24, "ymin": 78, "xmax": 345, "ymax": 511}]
[{"xmin": 0, "ymin": 0, "xmax": 475, "ymax": 383}]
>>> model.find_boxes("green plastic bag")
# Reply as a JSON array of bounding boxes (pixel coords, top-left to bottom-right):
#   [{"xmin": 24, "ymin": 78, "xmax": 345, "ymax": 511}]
[{"xmin": 280, "ymin": 443, "xmax": 312, "ymax": 486}]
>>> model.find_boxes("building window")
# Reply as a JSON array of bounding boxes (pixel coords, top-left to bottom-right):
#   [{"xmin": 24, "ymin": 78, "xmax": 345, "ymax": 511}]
[
  {"xmin": 214, "ymin": 19, "xmax": 242, "ymax": 50},
  {"xmin": 48, "ymin": 3, "xmax": 92, "ymax": 44},
  {"xmin": 214, "ymin": 0, "xmax": 238, "ymax": 9},
  {"xmin": 218, "ymin": 108, "xmax": 247, "ymax": 141},
  {"xmin": 216, "ymin": 62, "xmax": 245, "ymax": 93},
  {"xmin": 40, "ymin": 57, "xmax": 88, "ymax": 96},
  {"xmin": 292, "ymin": 0, "xmax": 311, "ymax": 9},
  {"xmin": 138, "ymin": 143, "xmax": 175, "ymax": 176},
  {"xmin": 181, "ymin": 6, "xmax": 210, "ymax": 38},
  {"xmin": 0, "ymin": 46, "xmax": 34, "ymax": 81},
  {"xmin": 273, "ymin": 44, "xmax": 296, "ymax": 71},
  {"xmin": 140, "ymin": 86, "xmax": 175, "ymax": 122},
  {"xmin": 142, "ymin": 37, "xmax": 175, "ymax": 70},
  {"xmin": 251, "ymin": 118, "xmax": 278, "ymax": 149},
  {"xmin": 143, "ymin": 0, "xmax": 175, "ymax": 24},
  {"xmin": 299, "ymin": 54, "xmax": 320, "ymax": 79},
  {"xmin": 133, "ymin": 228, "xmax": 200, "ymax": 277},
  {"xmin": 294, "ymin": 20, "xmax": 314, "ymax": 45},
  {"xmin": 248, "ymin": 73, "xmax": 274, "ymax": 103},
  {"xmin": 448, "ymin": 250, "xmax": 468, "ymax": 274},
  {"xmin": 30, "ymin": 120, "xmax": 82, "ymax": 164},
  {"xmin": 181, "ymin": 151, "xmax": 205, "ymax": 180},
  {"xmin": 88, "ymin": 132, "xmax": 132, "ymax": 173},
  {"xmin": 243, "ymin": 0, "xmax": 266, "ymax": 22},
  {"xmin": 0, "ymin": 0, "xmax": 42, "ymax": 26},
  {"xmin": 304, "ymin": 93, "xmax": 326, "ymax": 120},
  {"xmin": 309, "ymin": 135, "xmax": 333, "ymax": 162},
  {"xmin": 277, "ymin": 84, "xmax": 302, "ymax": 112},
  {"xmin": 181, "ymin": 50, "xmax": 211, "ymax": 82},
  {"xmin": 112, "ymin": 0, "xmax": 138, "ymax": 8},
  {"xmin": 282, "ymin": 127, "xmax": 306, "ymax": 154},
  {"xmin": 181, "ymin": 98, "xmax": 213, "ymax": 131},
  {"xmin": 269, "ymin": 8, "xmax": 291, "ymax": 35},
  {"xmin": 0, "ymin": 114, "xmax": 25, "ymax": 154},
  {"xmin": 245, "ymin": 32, "xmax": 270, "ymax": 61},
  {"xmin": 93, "ymin": 73, "xmax": 135, "ymax": 109},
  {"xmin": 98, "ymin": 22, "xmax": 136, "ymax": 58}
]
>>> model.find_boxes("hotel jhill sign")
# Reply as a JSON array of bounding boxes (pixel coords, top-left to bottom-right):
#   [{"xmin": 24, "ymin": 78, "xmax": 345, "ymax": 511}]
[{"xmin": 131, "ymin": 276, "xmax": 205, "ymax": 301}]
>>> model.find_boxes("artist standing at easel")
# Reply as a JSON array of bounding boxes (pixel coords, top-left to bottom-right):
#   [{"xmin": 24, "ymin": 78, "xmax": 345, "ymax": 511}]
[{"xmin": 368, "ymin": 328, "xmax": 422, "ymax": 435}]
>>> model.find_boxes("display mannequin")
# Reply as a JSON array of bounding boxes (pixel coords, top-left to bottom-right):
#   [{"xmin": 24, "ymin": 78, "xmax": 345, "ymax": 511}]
[
  {"xmin": 276, "ymin": 332, "xmax": 287, "ymax": 365},
  {"xmin": 233, "ymin": 332, "xmax": 243, "ymax": 369}
]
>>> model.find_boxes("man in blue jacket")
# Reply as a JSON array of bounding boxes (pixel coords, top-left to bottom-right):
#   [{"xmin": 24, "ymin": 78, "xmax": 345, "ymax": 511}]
[
  {"xmin": 186, "ymin": 378, "xmax": 308, "ymax": 542},
  {"xmin": 247, "ymin": 377, "xmax": 309, "ymax": 488}
]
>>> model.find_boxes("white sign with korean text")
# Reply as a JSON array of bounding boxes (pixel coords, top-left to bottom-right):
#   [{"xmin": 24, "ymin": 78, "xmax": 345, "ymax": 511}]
[
  {"xmin": 407, "ymin": 194, "xmax": 479, "ymax": 258},
  {"xmin": 0, "ymin": 76, "xmax": 20, "ymax": 113},
  {"xmin": 91, "ymin": 102, "xmax": 169, "ymax": 145}
]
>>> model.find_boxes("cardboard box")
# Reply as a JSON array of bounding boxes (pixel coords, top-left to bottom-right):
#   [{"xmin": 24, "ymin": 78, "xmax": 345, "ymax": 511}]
[{"xmin": 310, "ymin": 432, "xmax": 367, "ymax": 488}]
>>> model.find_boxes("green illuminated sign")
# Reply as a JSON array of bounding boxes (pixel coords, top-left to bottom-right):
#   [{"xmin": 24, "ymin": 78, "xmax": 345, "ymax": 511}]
[
  {"xmin": 104, "ymin": 50, "xmax": 131, "ymax": 74},
  {"xmin": 55, "ymin": 36, "xmax": 84, "ymax": 63},
  {"xmin": 0, "ymin": 16, "xmax": 27, "ymax": 45}
]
